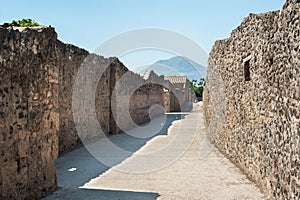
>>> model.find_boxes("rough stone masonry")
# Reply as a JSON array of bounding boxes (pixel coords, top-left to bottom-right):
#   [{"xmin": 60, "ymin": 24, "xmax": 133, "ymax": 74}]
[
  {"xmin": 0, "ymin": 27, "xmax": 59, "ymax": 200},
  {"xmin": 0, "ymin": 26, "xmax": 191, "ymax": 199},
  {"xmin": 203, "ymin": 0, "xmax": 300, "ymax": 199}
]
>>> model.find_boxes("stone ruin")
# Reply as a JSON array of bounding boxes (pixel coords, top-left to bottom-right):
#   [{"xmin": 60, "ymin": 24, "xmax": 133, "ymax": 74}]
[
  {"xmin": 0, "ymin": 26, "xmax": 193, "ymax": 199},
  {"xmin": 203, "ymin": 0, "xmax": 299, "ymax": 199}
]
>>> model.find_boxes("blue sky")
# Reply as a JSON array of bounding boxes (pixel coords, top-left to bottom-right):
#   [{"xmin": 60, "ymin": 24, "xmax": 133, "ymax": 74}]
[{"xmin": 1, "ymin": 0, "xmax": 285, "ymax": 68}]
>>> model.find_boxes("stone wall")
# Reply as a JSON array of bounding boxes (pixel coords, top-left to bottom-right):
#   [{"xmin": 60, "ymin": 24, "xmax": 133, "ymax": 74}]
[
  {"xmin": 57, "ymin": 42, "xmax": 130, "ymax": 153},
  {"xmin": 111, "ymin": 70, "xmax": 168, "ymax": 133},
  {"xmin": 58, "ymin": 52, "xmax": 169, "ymax": 153},
  {"xmin": 0, "ymin": 25, "xmax": 191, "ymax": 199},
  {"xmin": 164, "ymin": 76, "xmax": 193, "ymax": 112},
  {"xmin": 128, "ymin": 73, "xmax": 166, "ymax": 128},
  {"xmin": 57, "ymin": 41, "xmax": 88, "ymax": 154},
  {"xmin": 0, "ymin": 27, "xmax": 59, "ymax": 199},
  {"xmin": 203, "ymin": 0, "xmax": 300, "ymax": 199}
]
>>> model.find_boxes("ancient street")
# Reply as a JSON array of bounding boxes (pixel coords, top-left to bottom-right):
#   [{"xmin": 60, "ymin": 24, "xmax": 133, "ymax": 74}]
[
  {"xmin": 1, "ymin": 1, "xmax": 299, "ymax": 199},
  {"xmin": 44, "ymin": 103, "xmax": 264, "ymax": 200}
]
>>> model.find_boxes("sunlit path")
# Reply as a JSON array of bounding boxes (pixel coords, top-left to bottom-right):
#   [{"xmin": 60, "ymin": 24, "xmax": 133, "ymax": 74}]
[{"xmin": 44, "ymin": 103, "xmax": 264, "ymax": 200}]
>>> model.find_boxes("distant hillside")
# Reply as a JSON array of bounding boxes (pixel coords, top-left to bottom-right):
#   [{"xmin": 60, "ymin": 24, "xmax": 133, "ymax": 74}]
[{"xmin": 133, "ymin": 56, "xmax": 207, "ymax": 82}]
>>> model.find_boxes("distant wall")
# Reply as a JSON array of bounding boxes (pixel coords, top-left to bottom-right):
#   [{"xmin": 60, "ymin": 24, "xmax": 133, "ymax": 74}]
[
  {"xmin": 0, "ymin": 27, "xmax": 59, "ymax": 199},
  {"xmin": 97, "ymin": 70, "xmax": 168, "ymax": 133},
  {"xmin": 173, "ymin": 83, "xmax": 193, "ymax": 112},
  {"xmin": 58, "ymin": 51, "xmax": 168, "ymax": 153},
  {"xmin": 204, "ymin": 0, "xmax": 300, "ymax": 199}
]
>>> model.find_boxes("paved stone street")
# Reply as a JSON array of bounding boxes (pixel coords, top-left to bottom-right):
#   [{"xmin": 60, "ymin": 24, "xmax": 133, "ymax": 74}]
[{"xmin": 44, "ymin": 103, "xmax": 264, "ymax": 200}]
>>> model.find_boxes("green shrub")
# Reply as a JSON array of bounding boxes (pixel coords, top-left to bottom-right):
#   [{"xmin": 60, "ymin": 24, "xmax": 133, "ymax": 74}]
[
  {"xmin": 4, "ymin": 18, "xmax": 40, "ymax": 27},
  {"xmin": 190, "ymin": 78, "xmax": 205, "ymax": 98}
]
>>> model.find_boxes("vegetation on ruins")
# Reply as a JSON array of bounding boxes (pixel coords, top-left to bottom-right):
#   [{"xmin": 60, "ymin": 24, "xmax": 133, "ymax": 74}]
[
  {"xmin": 3, "ymin": 18, "xmax": 40, "ymax": 27},
  {"xmin": 190, "ymin": 78, "xmax": 205, "ymax": 98}
]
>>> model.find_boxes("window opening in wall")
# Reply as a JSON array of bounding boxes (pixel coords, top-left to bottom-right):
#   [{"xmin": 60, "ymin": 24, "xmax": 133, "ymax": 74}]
[{"xmin": 244, "ymin": 60, "xmax": 251, "ymax": 82}]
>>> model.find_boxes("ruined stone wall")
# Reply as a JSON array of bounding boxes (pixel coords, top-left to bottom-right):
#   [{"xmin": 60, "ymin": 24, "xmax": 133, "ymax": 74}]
[
  {"xmin": 112, "ymin": 71, "xmax": 167, "ymax": 133},
  {"xmin": 0, "ymin": 27, "xmax": 59, "ymax": 199},
  {"xmin": 57, "ymin": 41, "xmax": 89, "ymax": 154},
  {"xmin": 58, "ymin": 49, "xmax": 167, "ymax": 150},
  {"xmin": 166, "ymin": 87, "xmax": 181, "ymax": 113},
  {"xmin": 0, "ymin": 25, "xmax": 189, "ymax": 199},
  {"xmin": 129, "ymin": 83, "xmax": 165, "ymax": 125},
  {"xmin": 173, "ymin": 82, "xmax": 193, "ymax": 112},
  {"xmin": 204, "ymin": 0, "xmax": 300, "ymax": 199},
  {"xmin": 57, "ymin": 38, "xmax": 138, "ymax": 153}
]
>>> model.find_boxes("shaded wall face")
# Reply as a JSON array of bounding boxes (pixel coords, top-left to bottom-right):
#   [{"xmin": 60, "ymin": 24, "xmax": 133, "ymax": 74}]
[
  {"xmin": 57, "ymin": 42, "xmax": 89, "ymax": 154},
  {"xmin": 58, "ymin": 50, "xmax": 169, "ymax": 148},
  {"xmin": 204, "ymin": 1, "xmax": 300, "ymax": 199},
  {"xmin": 129, "ymin": 84, "xmax": 165, "ymax": 126},
  {"xmin": 110, "ymin": 71, "xmax": 167, "ymax": 133},
  {"xmin": 166, "ymin": 81, "xmax": 193, "ymax": 112},
  {"xmin": 58, "ymin": 51, "xmax": 129, "ymax": 149},
  {"xmin": 95, "ymin": 59, "xmax": 129, "ymax": 135},
  {"xmin": 166, "ymin": 91, "xmax": 181, "ymax": 112},
  {"xmin": 0, "ymin": 27, "xmax": 59, "ymax": 199}
]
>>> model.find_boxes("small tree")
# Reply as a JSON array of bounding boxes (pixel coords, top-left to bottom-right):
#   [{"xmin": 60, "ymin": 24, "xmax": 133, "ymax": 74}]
[{"xmin": 190, "ymin": 78, "xmax": 205, "ymax": 99}]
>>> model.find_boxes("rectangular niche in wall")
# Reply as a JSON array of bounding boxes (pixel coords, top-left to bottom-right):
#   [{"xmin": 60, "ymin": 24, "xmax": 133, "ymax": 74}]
[{"xmin": 243, "ymin": 55, "xmax": 251, "ymax": 82}]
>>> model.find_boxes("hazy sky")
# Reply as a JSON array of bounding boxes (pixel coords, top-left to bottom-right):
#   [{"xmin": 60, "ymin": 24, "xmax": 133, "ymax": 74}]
[{"xmin": 1, "ymin": 0, "xmax": 285, "ymax": 68}]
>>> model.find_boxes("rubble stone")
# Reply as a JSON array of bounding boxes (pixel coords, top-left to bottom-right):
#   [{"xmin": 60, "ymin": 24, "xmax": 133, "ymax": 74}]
[{"xmin": 203, "ymin": 1, "xmax": 300, "ymax": 199}]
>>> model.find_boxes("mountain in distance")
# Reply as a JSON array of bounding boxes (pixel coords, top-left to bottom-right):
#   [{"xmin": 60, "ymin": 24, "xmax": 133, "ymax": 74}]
[{"xmin": 133, "ymin": 56, "xmax": 207, "ymax": 82}]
